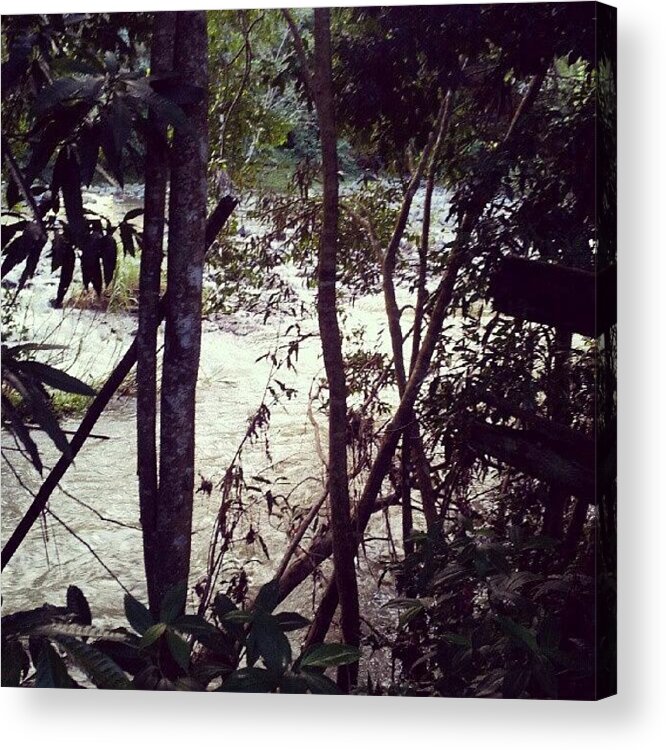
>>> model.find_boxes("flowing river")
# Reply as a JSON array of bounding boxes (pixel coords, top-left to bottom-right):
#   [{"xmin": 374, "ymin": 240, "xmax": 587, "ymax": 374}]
[{"xmin": 1, "ymin": 184, "xmax": 457, "ymax": 671}]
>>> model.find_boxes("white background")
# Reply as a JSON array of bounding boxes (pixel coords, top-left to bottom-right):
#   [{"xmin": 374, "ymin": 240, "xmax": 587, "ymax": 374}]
[{"xmin": 1, "ymin": 0, "xmax": 664, "ymax": 746}]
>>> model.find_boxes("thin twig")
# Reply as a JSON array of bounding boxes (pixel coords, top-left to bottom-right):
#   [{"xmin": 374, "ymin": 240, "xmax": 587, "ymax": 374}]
[{"xmin": 45, "ymin": 508, "xmax": 131, "ymax": 595}]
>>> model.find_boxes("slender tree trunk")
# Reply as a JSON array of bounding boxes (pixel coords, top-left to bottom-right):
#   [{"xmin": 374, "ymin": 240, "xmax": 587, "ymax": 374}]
[
  {"xmin": 275, "ymin": 71, "xmax": 547, "ymax": 642},
  {"xmin": 154, "ymin": 10, "xmax": 209, "ymax": 611},
  {"xmin": 406, "ymin": 90, "xmax": 454, "ymax": 538},
  {"xmin": 380, "ymin": 94, "xmax": 451, "ymax": 540},
  {"xmin": 313, "ymin": 8, "xmax": 360, "ymax": 691},
  {"xmin": 138, "ymin": 11, "xmax": 176, "ymax": 615}
]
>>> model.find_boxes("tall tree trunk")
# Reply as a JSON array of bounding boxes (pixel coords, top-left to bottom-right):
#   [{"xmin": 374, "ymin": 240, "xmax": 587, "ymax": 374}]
[
  {"xmin": 278, "ymin": 70, "xmax": 547, "ymax": 643},
  {"xmin": 313, "ymin": 8, "xmax": 360, "ymax": 691},
  {"xmin": 137, "ymin": 11, "xmax": 176, "ymax": 615},
  {"xmin": 154, "ymin": 10, "xmax": 209, "ymax": 611}
]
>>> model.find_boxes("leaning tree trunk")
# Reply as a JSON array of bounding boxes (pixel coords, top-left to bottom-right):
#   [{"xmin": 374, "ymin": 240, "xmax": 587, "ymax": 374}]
[
  {"xmin": 137, "ymin": 11, "xmax": 176, "ymax": 615},
  {"xmin": 313, "ymin": 7, "xmax": 360, "ymax": 692},
  {"xmin": 153, "ymin": 10, "xmax": 209, "ymax": 611}
]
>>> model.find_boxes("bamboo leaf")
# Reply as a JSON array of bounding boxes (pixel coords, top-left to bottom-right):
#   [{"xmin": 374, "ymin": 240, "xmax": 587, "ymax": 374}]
[
  {"xmin": 16, "ymin": 360, "xmax": 96, "ymax": 397},
  {"xmin": 139, "ymin": 622, "xmax": 167, "ymax": 649},
  {"xmin": 218, "ymin": 667, "xmax": 277, "ymax": 693},
  {"xmin": 300, "ymin": 643, "xmax": 361, "ymax": 669}
]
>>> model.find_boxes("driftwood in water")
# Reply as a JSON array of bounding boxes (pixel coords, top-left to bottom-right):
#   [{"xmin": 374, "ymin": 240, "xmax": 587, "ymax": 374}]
[{"xmin": 488, "ymin": 256, "xmax": 616, "ymax": 338}]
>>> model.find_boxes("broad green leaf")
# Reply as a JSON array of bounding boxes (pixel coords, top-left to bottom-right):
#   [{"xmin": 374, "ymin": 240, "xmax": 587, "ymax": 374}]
[
  {"xmin": 254, "ymin": 579, "xmax": 280, "ymax": 613},
  {"xmin": 275, "ymin": 611, "xmax": 310, "ymax": 632},
  {"xmin": 219, "ymin": 667, "xmax": 277, "ymax": 693},
  {"xmin": 34, "ymin": 641, "xmax": 76, "ymax": 688},
  {"xmin": 1, "ymin": 394, "xmax": 42, "ymax": 474},
  {"xmin": 301, "ymin": 668, "xmax": 340, "ymax": 694},
  {"xmin": 300, "ymin": 643, "xmax": 361, "ymax": 669},
  {"xmin": 159, "ymin": 581, "xmax": 188, "ymax": 624},
  {"xmin": 221, "ymin": 609, "xmax": 253, "ymax": 624},
  {"xmin": 139, "ymin": 622, "xmax": 167, "ymax": 649},
  {"xmin": 172, "ymin": 614, "xmax": 219, "ymax": 638},
  {"xmin": 123, "ymin": 207, "xmax": 144, "ymax": 222},
  {"xmin": 496, "ymin": 616, "xmax": 539, "ymax": 653},
  {"xmin": 247, "ymin": 612, "xmax": 291, "ymax": 675},
  {"xmin": 124, "ymin": 593, "xmax": 154, "ymax": 635},
  {"xmin": 440, "ymin": 632, "xmax": 472, "ymax": 648},
  {"xmin": 212, "ymin": 592, "xmax": 237, "ymax": 619},
  {"xmin": 399, "ymin": 603, "xmax": 425, "ymax": 628},
  {"xmin": 383, "ymin": 597, "xmax": 427, "ymax": 609},
  {"xmin": 166, "ymin": 630, "xmax": 191, "ymax": 672},
  {"xmin": 33, "ymin": 623, "xmax": 130, "ymax": 642}
]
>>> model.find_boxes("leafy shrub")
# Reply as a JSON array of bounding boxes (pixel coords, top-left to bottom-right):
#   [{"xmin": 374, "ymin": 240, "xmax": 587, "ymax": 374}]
[
  {"xmin": 1, "ymin": 581, "xmax": 360, "ymax": 692},
  {"xmin": 385, "ymin": 521, "xmax": 595, "ymax": 699}
]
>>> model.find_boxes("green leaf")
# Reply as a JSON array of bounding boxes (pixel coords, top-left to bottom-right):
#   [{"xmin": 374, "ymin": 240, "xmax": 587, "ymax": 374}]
[
  {"xmin": 1, "ymin": 638, "xmax": 30, "ymax": 687},
  {"xmin": 166, "ymin": 630, "xmax": 191, "ymax": 672},
  {"xmin": 34, "ymin": 76, "xmax": 103, "ymax": 118},
  {"xmin": 139, "ymin": 622, "xmax": 167, "ymax": 649},
  {"xmin": 440, "ymin": 632, "xmax": 472, "ymax": 648},
  {"xmin": 123, "ymin": 207, "xmax": 144, "ymax": 222},
  {"xmin": 124, "ymin": 593, "xmax": 154, "ymax": 635},
  {"xmin": 383, "ymin": 597, "xmax": 428, "ymax": 628},
  {"xmin": 159, "ymin": 581, "xmax": 187, "ymax": 624},
  {"xmin": 221, "ymin": 609, "xmax": 253, "ymax": 624},
  {"xmin": 97, "ymin": 233, "xmax": 117, "ymax": 287},
  {"xmin": 247, "ymin": 612, "xmax": 291, "ymax": 675},
  {"xmin": 212, "ymin": 592, "xmax": 237, "ymax": 618},
  {"xmin": 300, "ymin": 643, "xmax": 361, "ymax": 669},
  {"xmin": 301, "ymin": 668, "xmax": 340, "ymax": 694},
  {"xmin": 34, "ymin": 641, "xmax": 76, "ymax": 688},
  {"xmin": 399, "ymin": 603, "xmax": 425, "ymax": 628},
  {"xmin": 219, "ymin": 667, "xmax": 277, "ymax": 693},
  {"xmin": 55, "ymin": 636, "xmax": 132, "ymax": 689},
  {"xmin": 254, "ymin": 579, "xmax": 280, "ymax": 613},
  {"xmin": 3, "ymin": 366, "xmax": 71, "ymax": 455},
  {"xmin": 496, "ymin": 616, "xmax": 539, "ymax": 653},
  {"xmin": 278, "ymin": 674, "xmax": 308, "ymax": 693},
  {"xmin": 17, "ymin": 360, "xmax": 96, "ymax": 396},
  {"xmin": 32, "ymin": 623, "xmax": 130, "ymax": 642},
  {"xmin": 1, "ymin": 394, "xmax": 43, "ymax": 474},
  {"xmin": 125, "ymin": 78, "xmax": 190, "ymax": 131},
  {"xmin": 275, "ymin": 611, "xmax": 310, "ymax": 632},
  {"xmin": 189, "ymin": 625, "xmax": 236, "ymax": 658},
  {"xmin": 172, "ymin": 614, "xmax": 218, "ymax": 638}
]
